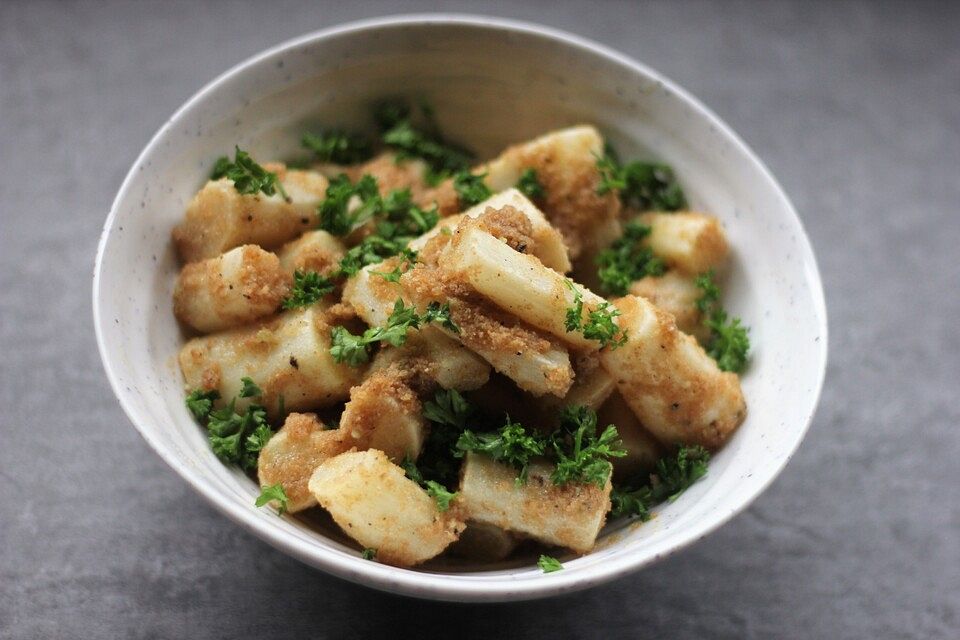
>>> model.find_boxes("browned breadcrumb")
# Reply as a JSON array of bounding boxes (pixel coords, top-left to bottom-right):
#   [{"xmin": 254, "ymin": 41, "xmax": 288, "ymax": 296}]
[
  {"xmin": 609, "ymin": 295, "xmax": 746, "ymax": 449},
  {"xmin": 420, "ymin": 179, "xmax": 460, "ymax": 216},
  {"xmin": 472, "ymin": 205, "xmax": 536, "ymax": 254},
  {"xmin": 495, "ymin": 141, "xmax": 620, "ymax": 258}
]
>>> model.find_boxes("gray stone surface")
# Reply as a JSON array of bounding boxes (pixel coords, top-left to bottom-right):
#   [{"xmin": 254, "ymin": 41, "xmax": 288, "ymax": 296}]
[{"xmin": 1, "ymin": 0, "xmax": 957, "ymax": 637}]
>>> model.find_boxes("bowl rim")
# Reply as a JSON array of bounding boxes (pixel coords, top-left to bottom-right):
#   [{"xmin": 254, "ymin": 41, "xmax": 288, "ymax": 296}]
[{"xmin": 93, "ymin": 13, "xmax": 828, "ymax": 602}]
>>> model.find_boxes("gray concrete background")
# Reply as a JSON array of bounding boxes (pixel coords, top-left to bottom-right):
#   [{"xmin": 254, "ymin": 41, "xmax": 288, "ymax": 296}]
[{"xmin": 1, "ymin": 1, "xmax": 957, "ymax": 638}]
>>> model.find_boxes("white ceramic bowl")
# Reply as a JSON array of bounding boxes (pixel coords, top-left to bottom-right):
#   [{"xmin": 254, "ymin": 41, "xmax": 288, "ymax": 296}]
[{"xmin": 94, "ymin": 14, "xmax": 827, "ymax": 602}]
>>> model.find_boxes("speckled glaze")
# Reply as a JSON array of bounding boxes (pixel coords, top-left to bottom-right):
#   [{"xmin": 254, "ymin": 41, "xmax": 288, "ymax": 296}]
[{"xmin": 93, "ymin": 15, "xmax": 827, "ymax": 602}]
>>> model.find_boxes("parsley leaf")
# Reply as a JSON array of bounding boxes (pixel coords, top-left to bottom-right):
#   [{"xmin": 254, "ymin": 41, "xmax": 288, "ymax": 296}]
[
  {"xmin": 596, "ymin": 150, "xmax": 686, "ymax": 211},
  {"xmin": 211, "ymin": 146, "xmax": 289, "ymax": 201},
  {"xmin": 255, "ymin": 483, "xmax": 289, "ymax": 516},
  {"xmin": 564, "ymin": 280, "xmax": 628, "ymax": 349},
  {"xmin": 240, "ymin": 376, "xmax": 263, "ymax": 398},
  {"xmin": 330, "ymin": 298, "xmax": 455, "ymax": 366},
  {"xmin": 456, "ymin": 417, "xmax": 548, "ymax": 484},
  {"xmin": 423, "ymin": 388, "xmax": 473, "ymax": 430},
  {"xmin": 361, "ymin": 547, "xmax": 377, "ymax": 561},
  {"xmin": 550, "ymin": 406, "xmax": 626, "ymax": 487},
  {"xmin": 318, "ymin": 174, "xmax": 380, "ymax": 236},
  {"xmin": 695, "ymin": 270, "xmax": 750, "ymax": 373},
  {"xmin": 185, "ymin": 389, "xmax": 220, "ymax": 422},
  {"xmin": 538, "ymin": 555, "xmax": 564, "ymax": 573},
  {"xmin": 596, "ymin": 221, "xmax": 666, "ymax": 296},
  {"xmin": 453, "ymin": 171, "xmax": 493, "ymax": 208},
  {"xmin": 187, "ymin": 380, "xmax": 275, "ymax": 472},
  {"xmin": 376, "ymin": 99, "xmax": 473, "ymax": 180},
  {"xmin": 422, "ymin": 301, "xmax": 460, "ymax": 334},
  {"xmin": 402, "ymin": 456, "xmax": 460, "ymax": 511},
  {"xmin": 610, "ymin": 445, "xmax": 710, "ymax": 519},
  {"xmin": 705, "ymin": 311, "xmax": 751, "ymax": 373},
  {"xmin": 516, "ymin": 168, "xmax": 545, "ymax": 200},
  {"xmin": 281, "ymin": 270, "xmax": 336, "ymax": 309},
  {"xmin": 302, "ymin": 130, "xmax": 372, "ymax": 164}
]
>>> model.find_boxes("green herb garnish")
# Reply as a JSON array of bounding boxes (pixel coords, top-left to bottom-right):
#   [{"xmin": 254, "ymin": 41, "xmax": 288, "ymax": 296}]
[
  {"xmin": 281, "ymin": 270, "xmax": 337, "ymax": 309},
  {"xmin": 255, "ymin": 483, "xmax": 289, "ymax": 516},
  {"xmin": 695, "ymin": 270, "xmax": 750, "ymax": 373},
  {"xmin": 563, "ymin": 280, "xmax": 628, "ymax": 349},
  {"xmin": 301, "ymin": 130, "xmax": 373, "ymax": 164},
  {"xmin": 329, "ymin": 298, "xmax": 453, "ymax": 366},
  {"xmin": 550, "ymin": 406, "xmax": 625, "ymax": 487},
  {"xmin": 596, "ymin": 149, "xmax": 686, "ymax": 211},
  {"xmin": 610, "ymin": 445, "xmax": 710, "ymax": 519},
  {"xmin": 211, "ymin": 146, "xmax": 289, "ymax": 201},
  {"xmin": 453, "ymin": 171, "xmax": 492, "ymax": 208},
  {"xmin": 595, "ymin": 221, "xmax": 666, "ymax": 296},
  {"xmin": 538, "ymin": 555, "xmax": 564, "ymax": 573},
  {"xmin": 516, "ymin": 168, "xmax": 545, "ymax": 200},
  {"xmin": 456, "ymin": 417, "xmax": 548, "ymax": 485}
]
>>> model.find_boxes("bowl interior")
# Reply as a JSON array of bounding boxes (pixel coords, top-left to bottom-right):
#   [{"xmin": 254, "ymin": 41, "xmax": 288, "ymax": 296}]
[{"xmin": 95, "ymin": 16, "xmax": 826, "ymax": 601}]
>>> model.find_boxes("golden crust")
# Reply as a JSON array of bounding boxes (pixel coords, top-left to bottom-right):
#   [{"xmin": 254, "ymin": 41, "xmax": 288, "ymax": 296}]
[
  {"xmin": 257, "ymin": 412, "xmax": 348, "ymax": 512},
  {"xmin": 600, "ymin": 295, "xmax": 746, "ymax": 449},
  {"xmin": 494, "ymin": 136, "xmax": 620, "ymax": 258}
]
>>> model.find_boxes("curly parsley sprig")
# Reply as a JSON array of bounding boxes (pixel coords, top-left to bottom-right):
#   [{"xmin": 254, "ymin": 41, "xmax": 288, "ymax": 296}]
[
  {"xmin": 563, "ymin": 280, "xmax": 628, "ymax": 349},
  {"xmin": 301, "ymin": 130, "xmax": 373, "ymax": 165},
  {"xmin": 212, "ymin": 146, "xmax": 289, "ymax": 201},
  {"xmin": 694, "ymin": 270, "xmax": 750, "ymax": 373},
  {"xmin": 595, "ymin": 221, "xmax": 666, "ymax": 296},
  {"xmin": 185, "ymin": 377, "xmax": 276, "ymax": 472},
  {"xmin": 329, "ymin": 299, "xmax": 460, "ymax": 366},
  {"xmin": 610, "ymin": 446, "xmax": 710, "ymax": 519},
  {"xmin": 596, "ymin": 147, "xmax": 686, "ymax": 211}
]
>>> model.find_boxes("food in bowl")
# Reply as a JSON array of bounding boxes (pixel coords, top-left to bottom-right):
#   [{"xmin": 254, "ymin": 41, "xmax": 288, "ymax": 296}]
[{"xmin": 172, "ymin": 99, "xmax": 750, "ymax": 570}]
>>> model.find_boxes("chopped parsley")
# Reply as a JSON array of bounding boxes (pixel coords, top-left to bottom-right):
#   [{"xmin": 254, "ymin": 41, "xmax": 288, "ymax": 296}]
[
  {"xmin": 239, "ymin": 376, "xmax": 263, "ymax": 398},
  {"xmin": 538, "ymin": 555, "xmax": 564, "ymax": 573},
  {"xmin": 185, "ymin": 378, "xmax": 276, "ymax": 471},
  {"xmin": 550, "ymin": 406, "xmax": 626, "ymax": 487},
  {"xmin": 255, "ymin": 483, "xmax": 289, "ymax": 516},
  {"xmin": 516, "ymin": 168, "xmax": 545, "ymax": 200},
  {"xmin": 318, "ymin": 174, "xmax": 380, "ymax": 236},
  {"xmin": 361, "ymin": 547, "xmax": 377, "ymax": 561},
  {"xmin": 402, "ymin": 456, "xmax": 460, "ymax": 512},
  {"xmin": 695, "ymin": 270, "xmax": 750, "ymax": 373},
  {"xmin": 412, "ymin": 389, "xmax": 477, "ymax": 489},
  {"xmin": 281, "ymin": 270, "xmax": 337, "ymax": 309},
  {"xmin": 563, "ymin": 280, "xmax": 628, "ymax": 349},
  {"xmin": 329, "ymin": 298, "xmax": 456, "ymax": 366},
  {"xmin": 453, "ymin": 171, "xmax": 493, "ymax": 208},
  {"xmin": 456, "ymin": 406, "xmax": 625, "ymax": 488},
  {"xmin": 301, "ymin": 130, "xmax": 373, "ymax": 164},
  {"xmin": 595, "ymin": 221, "xmax": 666, "ymax": 295},
  {"xmin": 185, "ymin": 389, "xmax": 219, "ymax": 422},
  {"xmin": 456, "ymin": 417, "xmax": 547, "ymax": 485},
  {"xmin": 377, "ymin": 99, "xmax": 472, "ymax": 182},
  {"xmin": 211, "ymin": 146, "xmax": 289, "ymax": 201},
  {"xmin": 610, "ymin": 445, "xmax": 710, "ymax": 519},
  {"xmin": 596, "ymin": 148, "xmax": 686, "ymax": 211}
]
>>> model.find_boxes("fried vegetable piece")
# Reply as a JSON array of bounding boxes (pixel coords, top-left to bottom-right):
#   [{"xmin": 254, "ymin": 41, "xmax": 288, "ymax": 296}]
[
  {"xmin": 257, "ymin": 412, "xmax": 348, "ymax": 513},
  {"xmin": 596, "ymin": 391, "xmax": 663, "ymax": 481},
  {"xmin": 308, "ymin": 450, "xmax": 466, "ymax": 567},
  {"xmin": 173, "ymin": 165, "xmax": 328, "ymax": 262},
  {"xmin": 409, "ymin": 189, "xmax": 572, "ymax": 273},
  {"xmin": 480, "ymin": 126, "xmax": 622, "ymax": 258},
  {"xmin": 629, "ymin": 270, "xmax": 710, "ymax": 341},
  {"xmin": 173, "ymin": 245, "xmax": 290, "ymax": 333},
  {"xmin": 338, "ymin": 367, "xmax": 427, "ymax": 462},
  {"xmin": 178, "ymin": 305, "xmax": 363, "ymax": 417},
  {"xmin": 636, "ymin": 212, "xmax": 729, "ymax": 275},
  {"xmin": 438, "ymin": 224, "xmax": 609, "ymax": 351},
  {"xmin": 599, "ymin": 295, "xmax": 746, "ymax": 449},
  {"xmin": 400, "ymin": 262, "xmax": 574, "ymax": 397},
  {"xmin": 457, "ymin": 453, "xmax": 611, "ymax": 554},
  {"xmin": 446, "ymin": 521, "xmax": 520, "ymax": 562},
  {"xmin": 343, "ymin": 261, "xmax": 493, "ymax": 391},
  {"xmin": 277, "ymin": 230, "xmax": 346, "ymax": 275}
]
